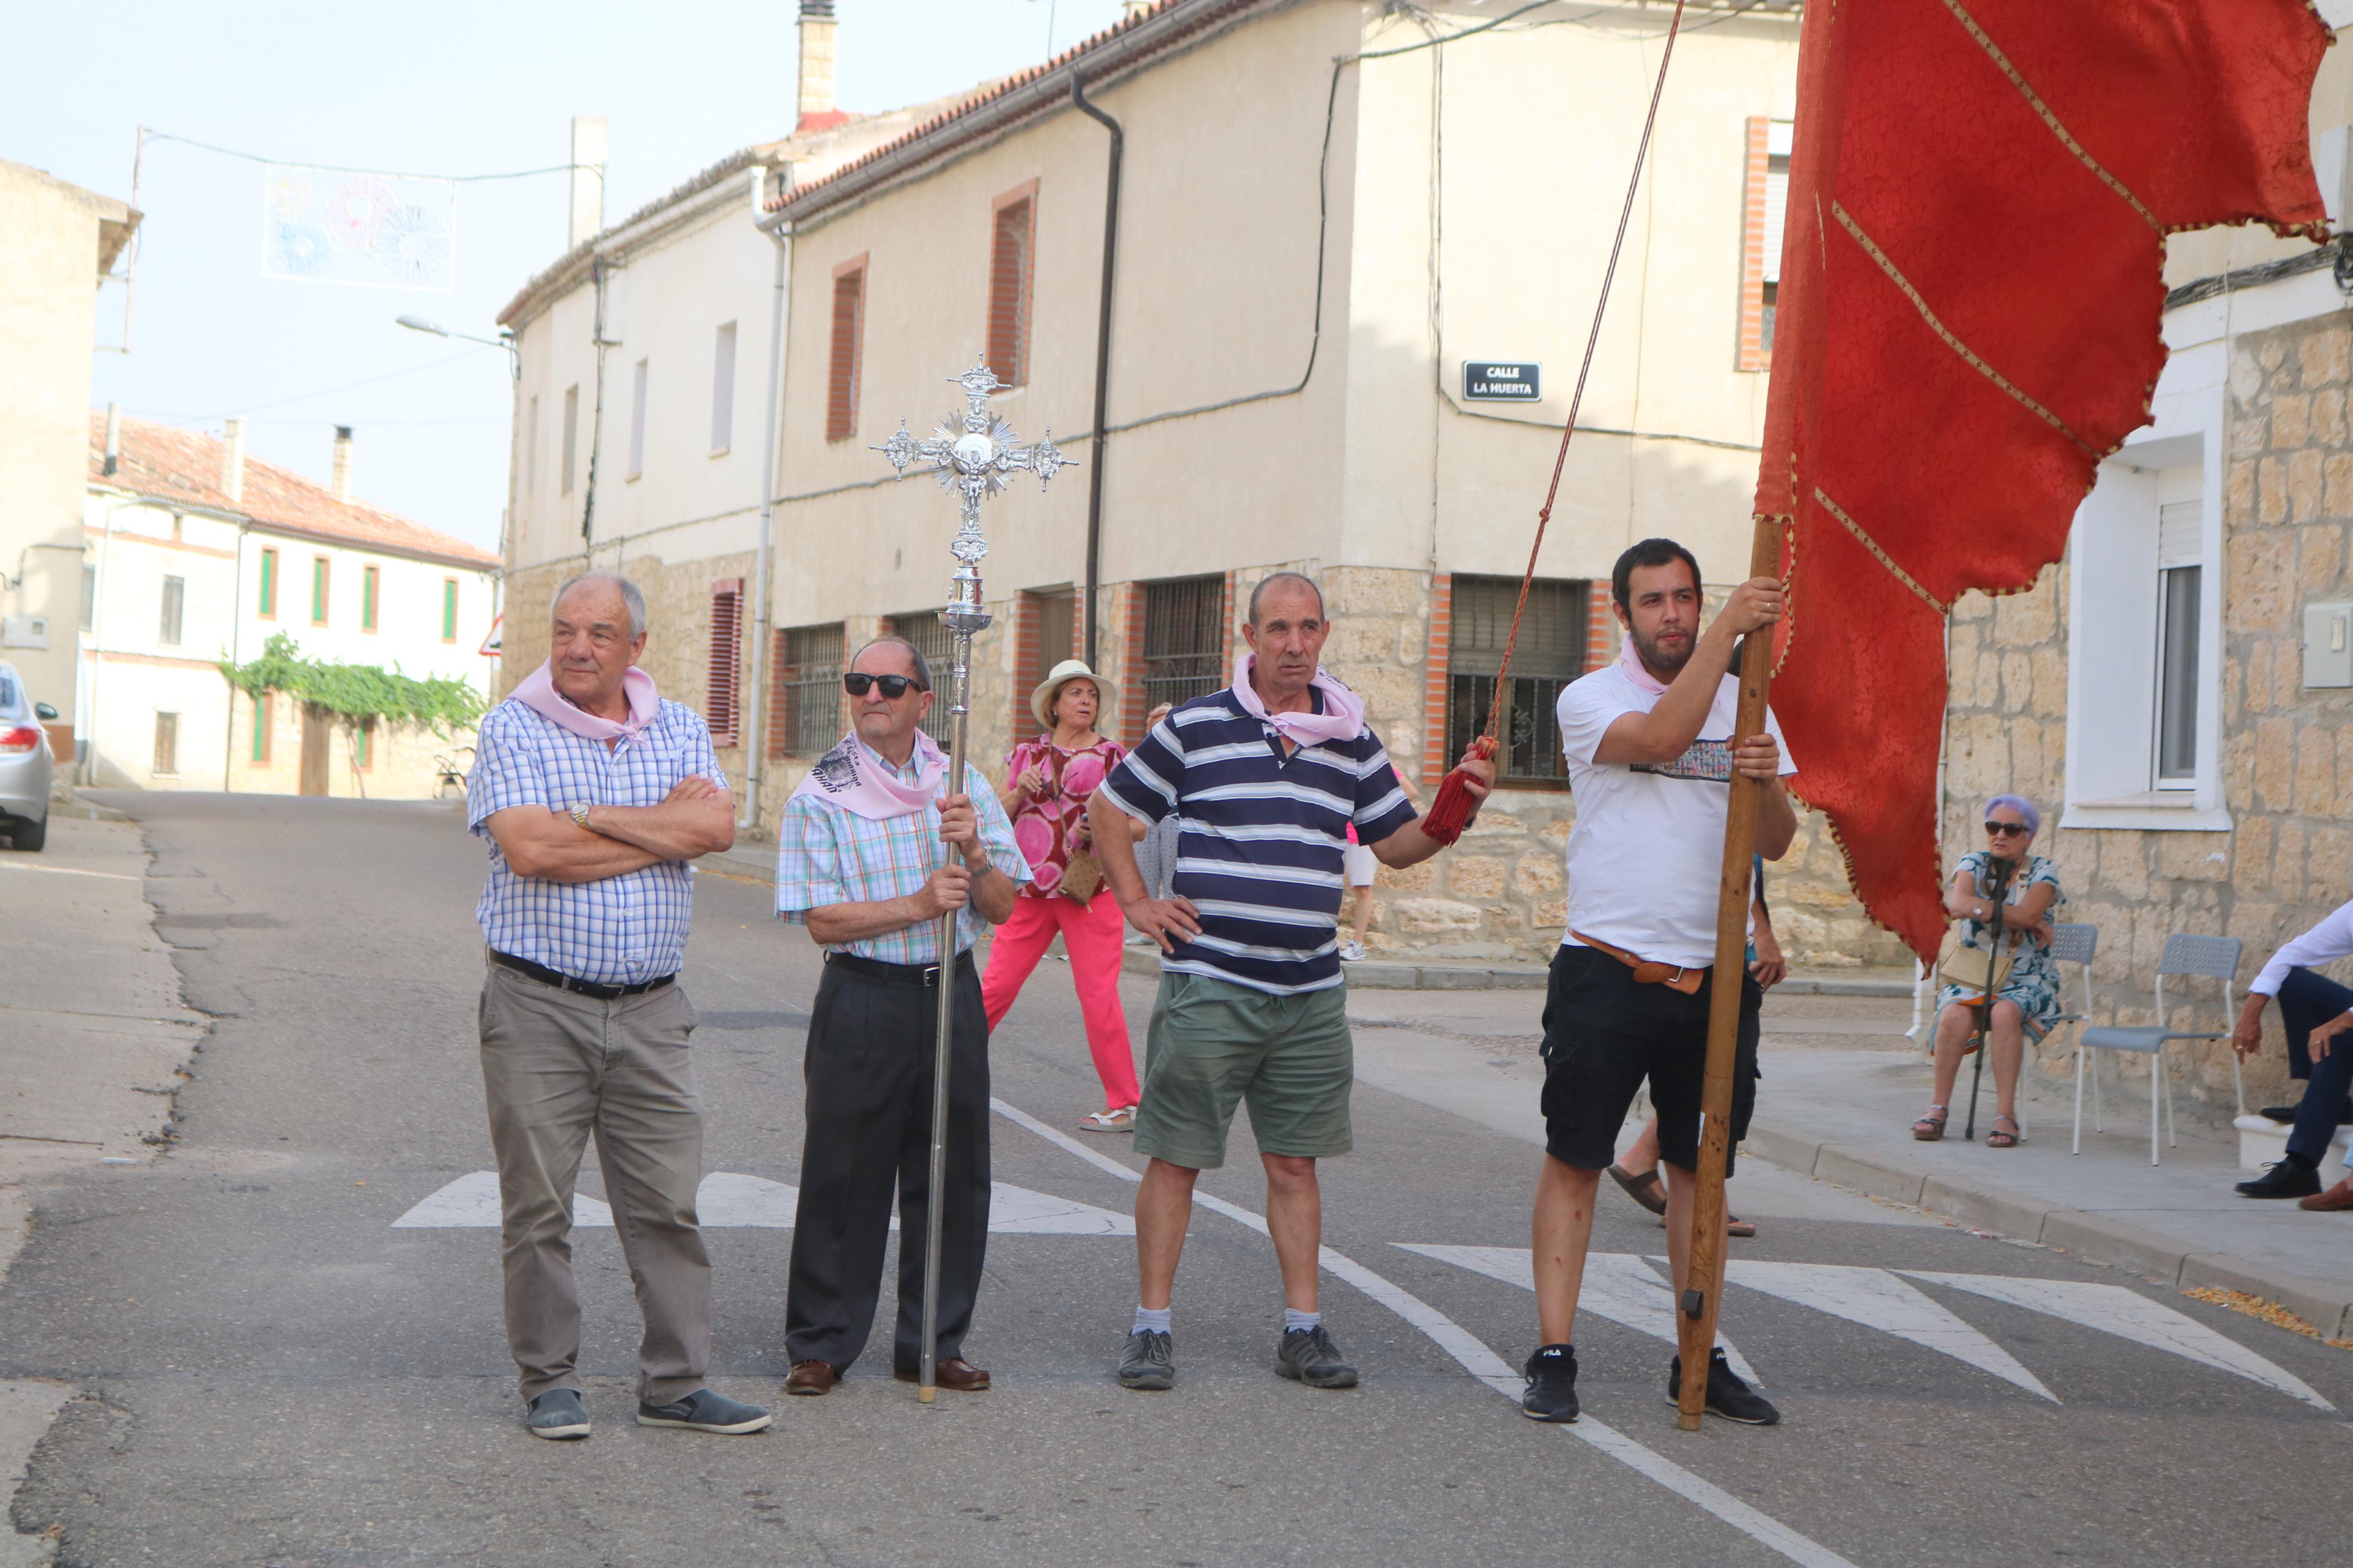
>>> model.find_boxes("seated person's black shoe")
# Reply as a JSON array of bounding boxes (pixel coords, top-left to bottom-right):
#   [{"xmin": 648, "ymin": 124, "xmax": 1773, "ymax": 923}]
[
  {"xmin": 2259, "ymin": 1106, "xmax": 2296, "ymax": 1125},
  {"xmin": 2235, "ymin": 1158, "xmax": 2322, "ymax": 1199}
]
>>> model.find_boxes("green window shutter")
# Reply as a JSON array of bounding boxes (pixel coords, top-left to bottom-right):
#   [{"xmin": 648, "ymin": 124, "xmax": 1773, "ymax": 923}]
[
  {"xmin": 442, "ymin": 580, "xmax": 458, "ymax": 642},
  {"xmin": 312, "ymin": 560, "xmax": 328, "ymax": 624},
  {"xmin": 258, "ymin": 550, "xmax": 276, "ymax": 616}
]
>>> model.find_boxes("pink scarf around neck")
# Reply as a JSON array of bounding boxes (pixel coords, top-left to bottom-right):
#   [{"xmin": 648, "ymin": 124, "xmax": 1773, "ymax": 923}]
[
  {"xmin": 1616, "ymin": 635, "xmax": 1672, "ymax": 698},
  {"xmin": 512, "ymin": 659, "xmax": 660, "ymax": 742},
  {"xmin": 1231, "ymin": 655, "xmax": 1367, "ymax": 747},
  {"xmin": 789, "ymin": 728, "xmax": 950, "ymax": 821}
]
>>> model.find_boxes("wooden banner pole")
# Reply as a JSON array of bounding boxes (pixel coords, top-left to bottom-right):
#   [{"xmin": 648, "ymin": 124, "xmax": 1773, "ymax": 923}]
[{"xmin": 1675, "ymin": 512, "xmax": 1781, "ymax": 1431}]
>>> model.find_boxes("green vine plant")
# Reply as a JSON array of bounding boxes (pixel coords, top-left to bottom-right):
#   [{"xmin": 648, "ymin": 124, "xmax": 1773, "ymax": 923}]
[{"xmin": 220, "ymin": 632, "xmax": 487, "ymax": 797}]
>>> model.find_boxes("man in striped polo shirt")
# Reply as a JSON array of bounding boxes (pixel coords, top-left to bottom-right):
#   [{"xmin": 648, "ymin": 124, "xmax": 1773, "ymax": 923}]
[{"xmin": 1089, "ymin": 572, "xmax": 1495, "ymax": 1391}]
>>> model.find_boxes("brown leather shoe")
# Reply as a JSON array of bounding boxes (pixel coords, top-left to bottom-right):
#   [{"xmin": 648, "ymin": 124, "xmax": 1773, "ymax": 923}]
[
  {"xmin": 894, "ymin": 1357, "xmax": 991, "ymax": 1392},
  {"xmin": 2299, "ymin": 1176, "xmax": 2353, "ymax": 1212},
  {"xmin": 784, "ymin": 1360, "xmax": 837, "ymax": 1396}
]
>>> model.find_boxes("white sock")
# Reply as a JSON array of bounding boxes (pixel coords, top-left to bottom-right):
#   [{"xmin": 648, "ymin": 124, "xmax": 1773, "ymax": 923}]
[
  {"xmin": 1283, "ymin": 1308, "xmax": 1321, "ymax": 1334},
  {"xmin": 1132, "ymin": 1306, "xmax": 1172, "ymax": 1335}
]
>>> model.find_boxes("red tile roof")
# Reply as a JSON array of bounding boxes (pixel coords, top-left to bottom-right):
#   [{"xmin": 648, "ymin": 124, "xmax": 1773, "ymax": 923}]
[{"xmin": 89, "ymin": 413, "xmax": 501, "ymax": 571}]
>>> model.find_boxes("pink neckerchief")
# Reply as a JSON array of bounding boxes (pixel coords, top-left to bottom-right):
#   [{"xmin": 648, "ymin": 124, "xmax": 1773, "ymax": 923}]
[
  {"xmin": 1616, "ymin": 637, "xmax": 1672, "ymax": 698},
  {"xmin": 1230, "ymin": 655, "xmax": 1367, "ymax": 748},
  {"xmin": 512, "ymin": 659, "xmax": 659, "ymax": 743},
  {"xmin": 788, "ymin": 728, "xmax": 950, "ymax": 821}
]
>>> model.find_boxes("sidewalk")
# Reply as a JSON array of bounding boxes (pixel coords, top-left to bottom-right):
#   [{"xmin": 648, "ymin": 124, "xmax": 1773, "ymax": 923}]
[
  {"xmin": 0, "ymin": 813, "xmax": 205, "ymax": 1567},
  {"xmin": 1345, "ymin": 984, "xmax": 2353, "ymax": 1339}
]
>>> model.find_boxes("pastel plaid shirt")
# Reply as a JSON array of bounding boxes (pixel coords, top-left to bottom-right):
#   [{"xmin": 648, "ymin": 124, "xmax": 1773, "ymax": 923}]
[
  {"xmin": 467, "ymin": 696, "xmax": 730, "ymax": 986},
  {"xmin": 775, "ymin": 738, "xmax": 1030, "ymax": 965}
]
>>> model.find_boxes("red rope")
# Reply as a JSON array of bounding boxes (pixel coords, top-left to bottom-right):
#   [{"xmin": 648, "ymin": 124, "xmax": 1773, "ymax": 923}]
[{"xmin": 1479, "ymin": 0, "xmax": 1690, "ymax": 745}]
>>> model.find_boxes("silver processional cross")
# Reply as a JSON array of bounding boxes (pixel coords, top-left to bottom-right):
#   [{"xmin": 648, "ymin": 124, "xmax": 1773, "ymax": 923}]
[{"xmin": 873, "ymin": 357, "xmax": 1071, "ymax": 1406}]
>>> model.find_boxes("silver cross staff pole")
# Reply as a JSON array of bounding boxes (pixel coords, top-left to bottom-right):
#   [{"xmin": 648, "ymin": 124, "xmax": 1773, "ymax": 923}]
[{"xmin": 875, "ymin": 358, "xmax": 1072, "ymax": 1404}]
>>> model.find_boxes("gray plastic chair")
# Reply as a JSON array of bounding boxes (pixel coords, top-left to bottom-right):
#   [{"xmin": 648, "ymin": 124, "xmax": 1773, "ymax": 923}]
[
  {"xmin": 2076, "ymin": 933, "xmax": 2242, "ymax": 1166},
  {"xmin": 2042, "ymin": 924, "xmax": 2099, "ymax": 1151}
]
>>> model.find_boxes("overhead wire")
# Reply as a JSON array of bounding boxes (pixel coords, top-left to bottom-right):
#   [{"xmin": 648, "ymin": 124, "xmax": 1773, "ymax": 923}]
[{"xmin": 139, "ymin": 130, "xmax": 591, "ymax": 184}]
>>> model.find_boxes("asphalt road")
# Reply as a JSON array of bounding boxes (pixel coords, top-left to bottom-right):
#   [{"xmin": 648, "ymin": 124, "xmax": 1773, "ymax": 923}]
[{"xmin": 6, "ymin": 792, "xmax": 2349, "ymax": 1567}]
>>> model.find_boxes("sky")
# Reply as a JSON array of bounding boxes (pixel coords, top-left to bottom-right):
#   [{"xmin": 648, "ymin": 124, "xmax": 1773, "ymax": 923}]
[{"xmin": 1, "ymin": 1, "xmax": 1135, "ymax": 553}]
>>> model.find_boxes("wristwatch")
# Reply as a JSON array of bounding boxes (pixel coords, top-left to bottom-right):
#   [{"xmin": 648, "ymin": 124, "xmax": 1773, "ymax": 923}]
[{"xmin": 570, "ymin": 802, "xmax": 592, "ymax": 831}]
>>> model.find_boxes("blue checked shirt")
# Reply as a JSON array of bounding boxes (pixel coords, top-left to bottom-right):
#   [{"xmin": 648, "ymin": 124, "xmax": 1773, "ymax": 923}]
[
  {"xmin": 775, "ymin": 739, "xmax": 1030, "ymax": 965},
  {"xmin": 467, "ymin": 696, "xmax": 730, "ymax": 985}
]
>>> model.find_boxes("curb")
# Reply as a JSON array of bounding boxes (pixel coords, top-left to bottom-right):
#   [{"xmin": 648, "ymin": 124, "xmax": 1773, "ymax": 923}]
[{"xmin": 1741, "ymin": 1116, "xmax": 2353, "ymax": 1338}]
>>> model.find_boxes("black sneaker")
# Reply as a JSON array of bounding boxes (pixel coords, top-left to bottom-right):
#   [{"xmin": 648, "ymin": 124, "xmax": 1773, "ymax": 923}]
[
  {"xmin": 525, "ymin": 1388, "xmax": 591, "ymax": 1441},
  {"xmin": 634, "ymin": 1388, "xmax": 773, "ymax": 1434},
  {"xmin": 1118, "ymin": 1329, "xmax": 1175, "ymax": 1391},
  {"xmin": 1275, "ymin": 1325, "xmax": 1358, "ymax": 1388},
  {"xmin": 1521, "ymin": 1343, "xmax": 1578, "ymax": 1423},
  {"xmin": 2236, "ymin": 1160, "xmax": 2322, "ymax": 1199},
  {"xmin": 1666, "ymin": 1349, "xmax": 1780, "ymax": 1425}
]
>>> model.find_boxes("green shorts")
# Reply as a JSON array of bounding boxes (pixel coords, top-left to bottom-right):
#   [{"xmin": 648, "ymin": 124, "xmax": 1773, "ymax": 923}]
[{"xmin": 1132, "ymin": 971, "xmax": 1354, "ymax": 1169}]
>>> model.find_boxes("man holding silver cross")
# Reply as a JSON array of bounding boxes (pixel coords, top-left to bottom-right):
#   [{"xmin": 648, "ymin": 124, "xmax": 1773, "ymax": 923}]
[{"xmin": 772, "ymin": 637, "xmax": 1030, "ymax": 1396}]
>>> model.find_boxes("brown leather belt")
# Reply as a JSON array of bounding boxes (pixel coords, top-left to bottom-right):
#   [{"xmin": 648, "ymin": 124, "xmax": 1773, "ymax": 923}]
[{"xmin": 1571, "ymin": 930, "xmax": 1705, "ymax": 994}]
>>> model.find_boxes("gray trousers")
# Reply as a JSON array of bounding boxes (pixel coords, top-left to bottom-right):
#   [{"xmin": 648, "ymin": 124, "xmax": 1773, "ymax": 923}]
[{"xmin": 478, "ymin": 959, "xmax": 711, "ymax": 1404}]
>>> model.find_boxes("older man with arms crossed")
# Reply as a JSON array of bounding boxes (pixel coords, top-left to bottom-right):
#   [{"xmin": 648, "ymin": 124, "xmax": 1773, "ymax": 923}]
[
  {"xmin": 1089, "ymin": 571, "xmax": 1494, "ymax": 1392},
  {"xmin": 774, "ymin": 637, "xmax": 1028, "ymax": 1396},
  {"xmin": 467, "ymin": 570, "xmax": 770, "ymax": 1441},
  {"xmin": 1520, "ymin": 538, "xmax": 1791, "ymax": 1427}
]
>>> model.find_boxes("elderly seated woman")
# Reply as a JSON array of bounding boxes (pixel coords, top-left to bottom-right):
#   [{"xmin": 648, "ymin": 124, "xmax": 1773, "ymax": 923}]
[{"xmin": 1913, "ymin": 794, "xmax": 2063, "ymax": 1149}]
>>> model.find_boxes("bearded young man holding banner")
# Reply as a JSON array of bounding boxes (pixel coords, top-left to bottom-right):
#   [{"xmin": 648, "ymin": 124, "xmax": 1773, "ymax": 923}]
[
  {"xmin": 773, "ymin": 637, "xmax": 1030, "ymax": 1396},
  {"xmin": 1519, "ymin": 539, "xmax": 1793, "ymax": 1427}
]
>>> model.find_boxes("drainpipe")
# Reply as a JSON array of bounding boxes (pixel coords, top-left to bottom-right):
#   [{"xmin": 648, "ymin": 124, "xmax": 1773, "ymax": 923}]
[
  {"xmin": 741, "ymin": 167, "xmax": 792, "ymax": 834},
  {"xmin": 1070, "ymin": 70, "xmax": 1123, "ymax": 670}
]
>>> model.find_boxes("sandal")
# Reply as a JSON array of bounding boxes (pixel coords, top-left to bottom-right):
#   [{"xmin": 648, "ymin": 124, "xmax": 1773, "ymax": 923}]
[
  {"xmin": 1911, "ymin": 1105, "xmax": 1949, "ymax": 1142},
  {"xmin": 1655, "ymin": 1212, "xmax": 1758, "ymax": 1236},
  {"xmin": 1986, "ymin": 1114, "xmax": 2020, "ymax": 1149},
  {"xmin": 1080, "ymin": 1105, "xmax": 1137, "ymax": 1134},
  {"xmin": 1608, "ymin": 1162, "xmax": 1669, "ymax": 1216}
]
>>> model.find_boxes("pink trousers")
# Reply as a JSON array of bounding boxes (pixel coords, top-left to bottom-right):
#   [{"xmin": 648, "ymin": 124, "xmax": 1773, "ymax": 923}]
[{"xmin": 981, "ymin": 892, "xmax": 1141, "ymax": 1110}]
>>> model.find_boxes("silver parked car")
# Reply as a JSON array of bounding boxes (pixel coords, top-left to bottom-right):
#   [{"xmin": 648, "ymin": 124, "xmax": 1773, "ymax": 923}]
[{"xmin": 0, "ymin": 662, "xmax": 57, "ymax": 852}]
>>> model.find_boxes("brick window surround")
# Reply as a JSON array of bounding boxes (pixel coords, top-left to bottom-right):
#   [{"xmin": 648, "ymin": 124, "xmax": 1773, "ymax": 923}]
[
  {"xmin": 1013, "ymin": 587, "xmax": 1076, "ymax": 739},
  {"xmin": 1738, "ymin": 116, "xmax": 1791, "ymax": 374},
  {"xmin": 986, "ymin": 182, "xmax": 1039, "ymax": 389},
  {"xmin": 706, "ymin": 578, "xmax": 744, "ymax": 746},
  {"xmin": 826, "ymin": 255, "xmax": 868, "ymax": 443}
]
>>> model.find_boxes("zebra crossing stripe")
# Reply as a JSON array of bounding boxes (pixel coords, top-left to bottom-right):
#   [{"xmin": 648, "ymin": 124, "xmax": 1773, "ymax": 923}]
[
  {"xmin": 389, "ymin": 1172, "xmax": 1133, "ymax": 1235},
  {"xmin": 1724, "ymin": 1260, "xmax": 2057, "ymax": 1402}
]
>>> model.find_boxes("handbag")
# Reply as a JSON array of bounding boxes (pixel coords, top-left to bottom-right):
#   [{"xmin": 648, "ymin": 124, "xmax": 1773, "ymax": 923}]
[
  {"xmin": 1057, "ymin": 847, "xmax": 1105, "ymax": 906},
  {"xmin": 1935, "ymin": 923, "xmax": 2014, "ymax": 1002}
]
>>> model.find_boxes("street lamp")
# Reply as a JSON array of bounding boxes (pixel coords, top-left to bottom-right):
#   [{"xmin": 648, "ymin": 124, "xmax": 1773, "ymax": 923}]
[{"xmin": 395, "ymin": 315, "xmax": 519, "ymax": 377}]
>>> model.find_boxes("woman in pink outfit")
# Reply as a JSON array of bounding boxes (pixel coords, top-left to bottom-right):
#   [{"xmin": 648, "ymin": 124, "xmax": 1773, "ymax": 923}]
[{"xmin": 981, "ymin": 659, "xmax": 1142, "ymax": 1131}]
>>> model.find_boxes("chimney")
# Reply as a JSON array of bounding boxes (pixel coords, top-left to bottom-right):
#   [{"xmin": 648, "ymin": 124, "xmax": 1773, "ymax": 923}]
[
  {"xmin": 102, "ymin": 401, "xmax": 120, "ymax": 476},
  {"xmin": 568, "ymin": 115, "xmax": 608, "ymax": 250},
  {"xmin": 221, "ymin": 417, "xmax": 246, "ymax": 504},
  {"xmin": 331, "ymin": 425, "xmax": 354, "ymax": 502},
  {"xmin": 797, "ymin": 2, "xmax": 840, "ymax": 132},
  {"xmin": 1123, "ymin": 1, "xmax": 1154, "ymax": 19}
]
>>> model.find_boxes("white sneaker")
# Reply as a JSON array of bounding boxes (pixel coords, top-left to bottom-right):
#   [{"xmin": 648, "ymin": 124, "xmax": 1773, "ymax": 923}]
[{"xmin": 1339, "ymin": 941, "xmax": 1367, "ymax": 962}]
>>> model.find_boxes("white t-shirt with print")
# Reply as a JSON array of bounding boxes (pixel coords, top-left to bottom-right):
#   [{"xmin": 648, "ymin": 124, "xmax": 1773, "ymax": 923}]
[{"xmin": 1555, "ymin": 662, "xmax": 1798, "ymax": 970}]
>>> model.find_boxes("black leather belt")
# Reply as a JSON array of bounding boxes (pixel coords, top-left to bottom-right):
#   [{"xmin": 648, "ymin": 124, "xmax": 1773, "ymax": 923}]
[
  {"xmin": 824, "ymin": 950, "xmax": 975, "ymax": 988},
  {"xmin": 491, "ymin": 949, "xmax": 676, "ymax": 1001}
]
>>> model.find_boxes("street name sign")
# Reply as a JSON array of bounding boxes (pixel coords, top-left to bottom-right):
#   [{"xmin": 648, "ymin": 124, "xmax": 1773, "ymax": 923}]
[{"xmin": 1463, "ymin": 361, "xmax": 1542, "ymax": 401}]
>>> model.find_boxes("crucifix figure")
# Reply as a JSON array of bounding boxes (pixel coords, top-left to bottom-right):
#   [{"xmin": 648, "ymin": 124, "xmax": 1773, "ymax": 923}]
[{"xmin": 873, "ymin": 357, "xmax": 1072, "ymax": 1404}]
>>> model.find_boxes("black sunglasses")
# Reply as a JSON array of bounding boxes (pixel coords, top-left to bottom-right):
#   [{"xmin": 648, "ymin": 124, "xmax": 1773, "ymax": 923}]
[
  {"xmin": 844, "ymin": 672, "xmax": 925, "ymax": 699},
  {"xmin": 1983, "ymin": 820, "xmax": 2029, "ymax": 836}
]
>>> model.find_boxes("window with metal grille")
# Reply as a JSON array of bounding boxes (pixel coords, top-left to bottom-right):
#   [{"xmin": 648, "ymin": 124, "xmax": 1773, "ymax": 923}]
[
  {"xmin": 152, "ymin": 711, "xmax": 179, "ymax": 777},
  {"xmin": 1739, "ymin": 118, "xmax": 1793, "ymax": 372},
  {"xmin": 159, "ymin": 576, "xmax": 184, "ymax": 646},
  {"xmin": 1446, "ymin": 576, "xmax": 1589, "ymax": 787},
  {"xmin": 890, "ymin": 611, "xmax": 956, "ymax": 748},
  {"xmin": 825, "ymin": 260, "xmax": 866, "ymax": 443},
  {"xmin": 705, "ymin": 579, "xmax": 744, "ymax": 746},
  {"xmin": 986, "ymin": 189, "xmax": 1036, "ymax": 388},
  {"xmin": 771, "ymin": 623, "xmax": 846, "ymax": 758},
  {"xmin": 361, "ymin": 566, "xmax": 380, "ymax": 633},
  {"xmin": 1141, "ymin": 575, "xmax": 1227, "ymax": 713}
]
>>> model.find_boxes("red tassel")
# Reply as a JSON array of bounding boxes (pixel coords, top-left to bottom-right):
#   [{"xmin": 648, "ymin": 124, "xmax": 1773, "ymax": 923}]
[{"xmin": 1420, "ymin": 736, "xmax": 1496, "ymax": 846}]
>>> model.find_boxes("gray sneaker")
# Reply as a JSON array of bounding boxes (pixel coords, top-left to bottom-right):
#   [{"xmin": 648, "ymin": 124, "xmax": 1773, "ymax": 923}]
[
  {"xmin": 1275, "ymin": 1325, "xmax": 1358, "ymax": 1389},
  {"xmin": 1118, "ymin": 1328, "xmax": 1175, "ymax": 1390},
  {"xmin": 635, "ymin": 1388, "xmax": 773, "ymax": 1434},
  {"xmin": 526, "ymin": 1388, "xmax": 591, "ymax": 1441}
]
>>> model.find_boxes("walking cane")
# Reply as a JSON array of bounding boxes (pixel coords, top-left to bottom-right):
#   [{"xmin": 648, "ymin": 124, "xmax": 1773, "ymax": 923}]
[
  {"xmin": 1959, "ymin": 854, "xmax": 2016, "ymax": 1143},
  {"xmin": 875, "ymin": 359, "xmax": 1072, "ymax": 1404}
]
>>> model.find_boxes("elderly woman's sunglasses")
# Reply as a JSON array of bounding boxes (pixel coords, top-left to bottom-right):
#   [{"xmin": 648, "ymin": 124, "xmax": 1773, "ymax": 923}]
[
  {"xmin": 1983, "ymin": 820, "xmax": 2029, "ymax": 837},
  {"xmin": 844, "ymin": 672, "xmax": 925, "ymax": 699}
]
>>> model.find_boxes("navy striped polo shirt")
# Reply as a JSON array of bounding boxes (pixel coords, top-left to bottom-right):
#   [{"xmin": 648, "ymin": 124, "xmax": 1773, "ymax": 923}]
[{"xmin": 1097, "ymin": 688, "xmax": 1418, "ymax": 995}]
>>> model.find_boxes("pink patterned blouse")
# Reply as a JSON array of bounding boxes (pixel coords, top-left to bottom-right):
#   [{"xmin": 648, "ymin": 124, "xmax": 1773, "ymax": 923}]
[{"xmin": 1005, "ymin": 735, "xmax": 1127, "ymax": 899}]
